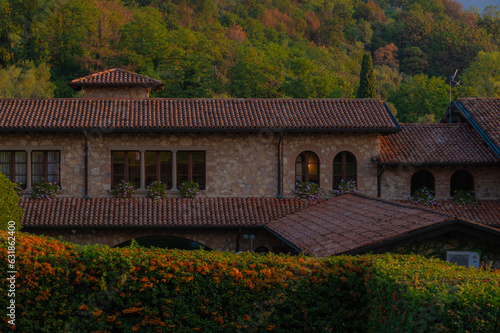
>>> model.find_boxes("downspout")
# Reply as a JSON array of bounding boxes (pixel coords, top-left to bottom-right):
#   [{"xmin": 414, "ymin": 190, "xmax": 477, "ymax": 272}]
[
  {"xmin": 377, "ymin": 164, "xmax": 385, "ymax": 198},
  {"xmin": 83, "ymin": 130, "xmax": 90, "ymax": 199},
  {"xmin": 277, "ymin": 131, "xmax": 283, "ymax": 199}
]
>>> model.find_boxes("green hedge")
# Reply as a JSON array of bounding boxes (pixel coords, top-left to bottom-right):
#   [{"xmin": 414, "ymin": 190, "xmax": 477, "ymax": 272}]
[
  {"xmin": 366, "ymin": 254, "xmax": 500, "ymax": 332},
  {"xmin": 0, "ymin": 232, "xmax": 371, "ymax": 332},
  {"xmin": 0, "ymin": 172, "xmax": 24, "ymax": 231},
  {"xmin": 0, "ymin": 232, "xmax": 499, "ymax": 332}
]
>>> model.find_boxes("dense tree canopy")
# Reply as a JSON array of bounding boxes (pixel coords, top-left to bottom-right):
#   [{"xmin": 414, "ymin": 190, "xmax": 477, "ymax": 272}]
[{"xmin": 0, "ymin": 0, "xmax": 499, "ymax": 122}]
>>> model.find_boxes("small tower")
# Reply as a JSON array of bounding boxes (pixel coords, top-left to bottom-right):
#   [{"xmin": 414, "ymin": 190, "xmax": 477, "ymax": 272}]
[{"xmin": 68, "ymin": 68, "xmax": 164, "ymax": 98}]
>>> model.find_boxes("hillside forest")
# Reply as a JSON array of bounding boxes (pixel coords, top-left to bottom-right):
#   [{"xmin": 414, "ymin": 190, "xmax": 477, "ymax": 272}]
[{"xmin": 1, "ymin": 0, "xmax": 500, "ymax": 122}]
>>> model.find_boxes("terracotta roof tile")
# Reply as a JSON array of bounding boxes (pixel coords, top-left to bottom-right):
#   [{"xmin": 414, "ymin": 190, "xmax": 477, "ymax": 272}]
[
  {"xmin": 0, "ymin": 98, "xmax": 398, "ymax": 131},
  {"xmin": 266, "ymin": 194, "xmax": 452, "ymax": 257},
  {"xmin": 377, "ymin": 123, "xmax": 499, "ymax": 165},
  {"xmin": 401, "ymin": 200, "xmax": 500, "ymax": 227},
  {"xmin": 68, "ymin": 68, "xmax": 164, "ymax": 90},
  {"xmin": 20, "ymin": 197, "xmax": 311, "ymax": 229},
  {"xmin": 457, "ymin": 98, "xmax": 500, "ymax": 151}
]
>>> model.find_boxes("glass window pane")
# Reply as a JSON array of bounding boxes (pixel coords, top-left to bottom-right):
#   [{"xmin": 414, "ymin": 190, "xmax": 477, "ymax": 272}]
[
  {"xmin": 128, "ymin": 151, "xmax": 140, "ymax": 187},
  {"xmin": 0, "ymin": 152, "xmax": 10, "ymax": 163},
  {"xmin": 32, "ymin": 151, "xmax": 44, "ymax": 163},
  {"xmin": 1, "ymin": 164, "xmax": 11, "ymax": 177},
  {"xmin": 15, "ymin": 151, "xmax": 26, "ymax": 163},
  {"xmin": 48, "ymin": 151, "xmax": 59, "ymax": 163}
]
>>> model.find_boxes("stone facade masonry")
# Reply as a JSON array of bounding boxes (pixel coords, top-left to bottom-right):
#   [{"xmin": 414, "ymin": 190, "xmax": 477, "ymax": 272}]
[
  {"xmin": 2, "ymin": 130, "xmax": 499, "ymax": 200},
  {"xmin": 283, "ymin": 132, "xmax": 380, "ymax": 197},
  {"xmin": 381, "ymin": 165, "xmax": 500, "ymax": 200}
]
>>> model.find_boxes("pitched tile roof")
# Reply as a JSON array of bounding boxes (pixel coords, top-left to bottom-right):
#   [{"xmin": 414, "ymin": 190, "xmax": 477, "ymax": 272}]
[
  {"xmin": 68, "ymin": 68, "xmax": 164, "ymax": 91},
  {"xmin": 377, "ymin": 123, "xmax": 499, "ymax": 165},
  {"xmin": 401, "ymin": 200, "xmax": 500, "ymax": 227},
  {"xmin": 456, "ymin": 98, "xmax": 500, "ymax": 153},
  {"xmin": 0, "ymin": 98, "xmax": 399, "ymax": 131},
  {"xmin": 20, "ymin": 197, "xmax": 312, "ymax": 229},
  {"xmin": 266, "ymin": 194, "xmax": 453, "ymax": 256}
]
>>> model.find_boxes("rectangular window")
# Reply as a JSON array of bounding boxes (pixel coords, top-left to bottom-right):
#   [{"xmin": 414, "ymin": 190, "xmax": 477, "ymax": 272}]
[
  {"xmin": 177, "ymin": 151, "xmax": 205, "ymax": 190},
  {"xmin": 32, "ymin": 151, "xmax": 60, "ymax": 186},
  {"xmin": 112, "ymin": 151, "xmax": 141, "ymax": 188},
  {"xmin": 145, "ymin": 151, "xmax": 172, "ymax": 189},
  {"xmin": 0, "ymin": 151, "xmax": 27, "ymax": 188}
]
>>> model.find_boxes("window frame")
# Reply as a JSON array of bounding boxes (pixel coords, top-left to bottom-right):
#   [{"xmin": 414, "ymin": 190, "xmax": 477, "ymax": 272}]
[
  {"xmin": 145, "ymin": 151, "xmax": 172, "ymax": 190},
  {"xmin": 176, "ymin": 151, "xmax": 206, "ymax": 190},
  {"xmin": 0, "ymin": 151, "xmax": 27, "ymax": 186},
  {"xmin": 333, "ymin": 151, "xmax": 357, "ymax": 188},
  {"xmin": 295, "ymin": 151, "xmax": 320, "ymax": 185},
  {"xmin": 111, "ymin": 150, "xmax": 141, "ymax": 188},
  {"xmin": 31, "ymin": 150, "xmax": 60, "ymax": 186}
]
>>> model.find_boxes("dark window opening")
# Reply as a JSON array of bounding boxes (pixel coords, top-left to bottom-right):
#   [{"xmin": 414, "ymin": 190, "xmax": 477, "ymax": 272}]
[
  {"xmin": 145, "ymin": 151, "xmax": 172, "ymax": 189},
  {"xmin": 32, "ymin": 151, "xmax": 60, "ymax": 186},
  {"xmin": 295, "ymin": 151, "xmax": 319, "ymax": 185},
  {"xmin": 177, "ymin": 151, "xmax": 205, "ymax": 190},
  {"xmin": 112, "ymin": 151, "xmax": 140, "ymax": 188},
  {"xmin": 333, "ymin": 151, "xmax": 357, "ymax": 188},
  {"xmin": 411, "ymin": 170, "xmax": 435, "ymax": 195},
  {"xmin": 450, "ymin": 170, "xmax": 474, "ymax": 196},
  {"xmin": 0, "ymin": 151, "xmax": 27, "ymax": 187}
]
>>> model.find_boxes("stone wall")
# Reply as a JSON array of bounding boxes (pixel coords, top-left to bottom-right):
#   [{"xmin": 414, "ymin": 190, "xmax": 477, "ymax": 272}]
[
  {"xmin": 283, "ymin": 132, "xmax": 380, "ymax": 197},
  {"xmin": 392, "ymin": 231, "xmax": 500, "ymax": 269},
  {"xmin": 88, "ymin": 131, "xmax": 280, "ymax": 197},
  {"xmin": 381, "ymin": 165, "xmax": 500, "ymax": 200},
  {"xmin": 0, "ymin": 132, "xmax": 85, "ymax": 197},
  {"xmin": 27, "ymin": 227, "xmax": 293, "ymax": 253},
  {"xmin": 83, "ymin": 86, "xmax": 150, "ymax": 98}
]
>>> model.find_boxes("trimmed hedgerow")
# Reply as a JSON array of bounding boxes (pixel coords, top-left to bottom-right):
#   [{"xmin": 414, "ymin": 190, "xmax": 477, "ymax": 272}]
[
  {"xmin": 365, "ymin": 254, "xmax": 500, "ymax": 332},
  {"xmin": 1, "ymin": 233, "xmax": 499, "ymax": 332},
  {"xmin": 0, "ymin": 232, "xmax": 371, "ymax": 332}
]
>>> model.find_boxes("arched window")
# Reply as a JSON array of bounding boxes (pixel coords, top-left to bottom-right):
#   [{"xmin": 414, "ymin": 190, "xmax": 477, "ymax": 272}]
[
  {"xmin": 295, "ymin": 151, "xmax": 319, "ymax": 184},
  {"xmin": 411, "ymin": 170, "xmax": 435, "ymax": 195},
  {"xmin": 333, "ymin": 151, "xmax": 357, "ymax": 187},
  {"xmin": 450, "ymin": 170, "xmax": 474, "ymax": 196}
]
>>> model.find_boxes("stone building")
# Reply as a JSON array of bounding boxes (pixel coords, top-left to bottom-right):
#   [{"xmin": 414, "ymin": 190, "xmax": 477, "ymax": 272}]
[{"xmin": 1, "ymin": 69, "xmax": 500, "ymax": 266}]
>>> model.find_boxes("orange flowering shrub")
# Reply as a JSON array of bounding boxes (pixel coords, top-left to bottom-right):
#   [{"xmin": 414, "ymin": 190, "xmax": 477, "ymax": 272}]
[{"xmin": 2, "ymin": 232, "xmax": 498, "ymax": 332}]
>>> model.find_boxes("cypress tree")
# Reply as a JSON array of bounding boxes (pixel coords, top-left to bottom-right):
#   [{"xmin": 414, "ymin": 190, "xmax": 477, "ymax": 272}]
[{"xmin": 357, "ymin": 53, "xmax": 377, "ymax": 99}]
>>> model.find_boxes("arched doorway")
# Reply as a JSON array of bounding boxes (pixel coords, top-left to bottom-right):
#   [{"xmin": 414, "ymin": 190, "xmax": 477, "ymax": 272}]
[{"xmin": 114, "ymin": 236, "xmax": 211, "ymax": 250}]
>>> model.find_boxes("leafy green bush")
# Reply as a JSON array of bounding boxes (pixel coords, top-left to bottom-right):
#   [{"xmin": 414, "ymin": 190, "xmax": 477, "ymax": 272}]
[
  {"xmin": 333, "ymin": 179, "xmax": 358, "ymax": 195},
  {"xmin": 179, "ymin": 181, "xmax": 200, "ymax": 199},
  {"xmin": 365, "ymin": 254, "xmax": 500, "ymax": 332},
  {"xmin": 1, "ymin": 233, "xmax": 499, "ymax": 333},
  {"xmin": 31, "ymin": 181, "xmax": 60, "ymax": 199},
  {"xmin": 453, "ymin": 190, "xmax": 479, "ymax": 206},
  {"xmin": 295, "ymin": 182, "xmax": 325, "ymax": 200},
  {"xmin": 112, "ymin": 180, "xmax": 137, "ymax": 199},
  {"xmin": 146, "ymin": 181, "xmax": 167, "ymax": 201},
  {"xmin": 0, "ymin": 172, "xmax": 24, "ymax": 231},
  {"xmin": 412, "ymin": 187, "xmax": 437, "ymax": 205}
]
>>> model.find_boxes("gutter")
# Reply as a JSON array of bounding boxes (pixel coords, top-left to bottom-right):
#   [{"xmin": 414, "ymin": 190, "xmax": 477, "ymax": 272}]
[
  {"xmin": 383, "ymin": 102, "xmax": 402, "ymax": 131},
  {"xmin": 454, "ymin": 101, "xmax": 500, "ymax": 159},
  {"xmin": 377, "ymin": 164, "xmax": 385, "ymax": 198},
  {"xmin": 83, "ymin": 130, "xmax": 89, "ymax": 199}
]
